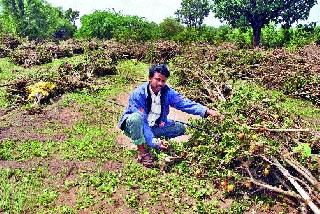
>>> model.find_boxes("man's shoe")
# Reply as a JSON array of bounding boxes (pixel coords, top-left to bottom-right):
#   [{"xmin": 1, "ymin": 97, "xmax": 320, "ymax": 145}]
[{"xmin": 137, "ymin": 153, "xmax": 154, "ymax": 168}]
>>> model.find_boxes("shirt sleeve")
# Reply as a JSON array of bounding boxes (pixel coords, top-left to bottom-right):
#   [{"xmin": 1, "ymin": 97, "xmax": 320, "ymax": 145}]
[{"xmin": 168, "ymin": 88, "xmax": 207, "ymax": 117}]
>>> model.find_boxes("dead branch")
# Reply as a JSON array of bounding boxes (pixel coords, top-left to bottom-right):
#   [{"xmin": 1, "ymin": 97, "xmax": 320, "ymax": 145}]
[
  {"xmin": 0, "ymin": 83, "xmax": 17, "ymax": 88},
  {"xmin": 284, "ymin": 157, "xmax": 320, "ymax": 189},
  {"xmin": 243, "ymin": 165, "xmax": 303, "ymax": 200},
  {"xmin": 249, "ymin": 127, "xmax": 312, "ymax": 132},
  {"xmin": 295, "ymin": 176, "xmax": 314, "ymax": 195},
  {"xmin": 251, "ymin": 179, "xmax": 303, "ymax": 200},
  {"xmin": 271, "ymin": 156, "xmax": 320, "ymax": 214},
  {"xmin": 273, "ymin": 171, "xmax": 292, "ymax": 191},
  {"xmin": 202, "ymin": 71, "xmax": 226, "ymax": 101}
]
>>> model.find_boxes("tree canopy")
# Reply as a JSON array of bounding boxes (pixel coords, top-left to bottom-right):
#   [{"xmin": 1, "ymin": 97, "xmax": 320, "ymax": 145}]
[
  {"xmin": 159, "ymin": 17, "xmax": 184, "ymax": 39},
  {"xmin": 77, "ymin": 10, "xmax": 160, "ymax": 41},
  {"xmin": 0, "ymin": 0, "xmax": 77, "ymax": 39},
  {"xmin": 175, "ymin": 0, "xmax": 211, "ymax": 28},
  {"xmin": 212, "ymin": 0, "xmax": 317, "ymax": 47}
]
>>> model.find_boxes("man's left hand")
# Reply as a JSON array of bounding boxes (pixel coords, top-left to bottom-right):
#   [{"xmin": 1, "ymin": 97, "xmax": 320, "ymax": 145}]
[
  {"xmin": 158, "ymin": 140, "xmax": 169, "ymax": 151},
  {"xmin": 206, "ymin": 109, "xmax": 224, "ymax": 120}
]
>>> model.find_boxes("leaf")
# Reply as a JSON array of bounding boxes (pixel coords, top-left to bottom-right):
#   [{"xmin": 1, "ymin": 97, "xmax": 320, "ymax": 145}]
[{"xmin": 293, "ymin": 143, "xmax": 311, "ymax": 158}]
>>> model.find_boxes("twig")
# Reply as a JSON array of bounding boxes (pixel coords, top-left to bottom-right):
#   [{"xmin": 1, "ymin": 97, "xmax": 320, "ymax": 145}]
[
  {"xmin": 249, "ymin": 127, "xmax": 312, "ymax": 132},
  {"xmin": 284, "ymin": 157, "xmax": 320, "ymax": 189},
  {"xmin": 243, "ymin": 165, "xmax": 303, "ymax": 200},
  {"xmin": 291, "ymin": 92, "xmax": 320, "ymax": 96},
  {"xmin": 65, "ymin": 162, "xmax": 77, "ymax": 178},
  {"xmin": 271, "ymin": 156, "xmax": 320, "ymax": 214},
  {"xmin": 242, "ymin": 162, "xmax": 303, "ymax": 200}
]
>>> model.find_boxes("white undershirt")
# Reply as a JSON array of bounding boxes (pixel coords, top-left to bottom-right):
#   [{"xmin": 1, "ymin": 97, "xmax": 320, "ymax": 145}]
[{"xmin": 147, "ymin": 86, "xmax": 161, "ymax": 126}]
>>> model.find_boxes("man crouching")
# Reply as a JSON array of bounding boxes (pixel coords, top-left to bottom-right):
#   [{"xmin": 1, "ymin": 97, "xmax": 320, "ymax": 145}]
[{"xmin": 118, "ymin": 64, "xmax": 221, "ymax": 167}]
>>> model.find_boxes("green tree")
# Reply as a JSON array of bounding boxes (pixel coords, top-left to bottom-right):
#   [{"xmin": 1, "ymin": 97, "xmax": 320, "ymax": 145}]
[
  {"xmin": 64, "ymin": 8, "xmax": 79, "ymax": 26},
  {"xmin": 159, "ymin": 17, "xmax": 184, "ymax": 39},
  {"xmin": 212, "ymin": 0, "xmax": 316, "ymax": 47},
  {"xmin": 0, "ymin": 13, "xmax": 16, "ymax": 35},
  {"xmin": 77, "ymin": 10, "xmax": 160, "ymax": 41},
  {"xmin": 0, "ymin": 0, "xmax": 75, "ymax": 39},
  {"xmin": 175, "ymin": 0, "xmax": 211, "ymax": 28}
]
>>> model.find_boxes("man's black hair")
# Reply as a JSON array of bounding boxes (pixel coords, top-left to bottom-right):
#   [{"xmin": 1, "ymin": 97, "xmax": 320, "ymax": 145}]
[{"xmin": 149, "ymin": 64, "xmax": 170, "ymax": 78}]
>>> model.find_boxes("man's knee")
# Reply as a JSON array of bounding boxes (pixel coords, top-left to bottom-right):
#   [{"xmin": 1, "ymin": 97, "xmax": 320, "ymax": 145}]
[{"xmin": 126, "ymin": 112, "xmax": 143, "ymax": 126}]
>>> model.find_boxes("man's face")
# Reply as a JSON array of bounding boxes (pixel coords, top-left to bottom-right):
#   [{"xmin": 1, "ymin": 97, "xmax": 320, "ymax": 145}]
[{"xmin": 149, "ymin": 72, "xmax": 167, "ymax": 94}]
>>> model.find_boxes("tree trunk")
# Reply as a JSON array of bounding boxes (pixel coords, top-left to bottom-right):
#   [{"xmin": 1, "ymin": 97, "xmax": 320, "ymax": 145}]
[
  {"xmin": 252, "ymin": 25, "xmax": 262, "ymax": 48},
  {"xmin": 18, "ymin": 0, "xmax": 25, "ymax": 16},
  {"xmin": 282, "ymin": 24, "xmax": 290, "ymax": 45}
]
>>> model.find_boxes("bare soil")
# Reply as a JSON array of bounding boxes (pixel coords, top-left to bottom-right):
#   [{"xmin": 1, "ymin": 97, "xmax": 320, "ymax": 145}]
[
  {"xmin": 0, "ymin": 158, "xmax": 122, "ymax": 175},
  {"xmin": 0, "ymin": 105, "xmax": 82, "ymax": 142}
]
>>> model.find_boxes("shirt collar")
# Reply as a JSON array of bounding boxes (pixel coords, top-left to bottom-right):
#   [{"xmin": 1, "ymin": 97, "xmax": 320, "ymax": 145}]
[{"xmin": 148, "ymin": 84, "xmax": 161, "ymax": 97}]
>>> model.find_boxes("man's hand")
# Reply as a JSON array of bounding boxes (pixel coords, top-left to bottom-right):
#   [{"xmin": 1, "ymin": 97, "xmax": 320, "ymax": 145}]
[
  {"xmin": 158, "ymin": 140, "xmax": 169, "ymax": 151},
  {"xmin": 206, "ymin": 109, "xmax": 224, "ymax": 120},
  {"xmin": 159, "ymin": 121, "xmax": 165, "ymax": 127}
]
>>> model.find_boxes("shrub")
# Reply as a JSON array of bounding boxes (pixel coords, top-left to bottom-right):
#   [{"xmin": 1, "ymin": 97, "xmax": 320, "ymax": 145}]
[
  {"xmin": 260, "ymin": 23, "xmax": 285, "ymax": 48},
  {"xmin": 77, "ymin": 10, "xmax": 160, "ymax": 42},
  {"xmin": 159, "ymin": 17, "xmax": 184, "ymax": 40}
]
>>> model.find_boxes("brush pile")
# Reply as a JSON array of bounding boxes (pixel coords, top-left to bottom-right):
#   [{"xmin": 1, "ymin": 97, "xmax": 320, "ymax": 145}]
[
  {"xmin": 0, "ymin": 36, "xmax": 21, "ymax": 49},
  {"xmin": 146, "ymin": 40, "xmax": 182, "ymax": 63},
  {"xmin": 45, "ymin": 39, "xmax": 84, "ymax": 59},
  {"xmin": 10, "ymin": 43, "xmax": 52, "ymax": 68},
  {"xmin": 172, "ymin": 43, "xmax": 320, "ymax": 106},
  {"xmin": 7, "ymin": 39, "xmax": 181, "ymax": 68},
  {"xmin": 5, "ymin": 47, "xmax": 117, "ymax": 106},
  {"xmin": 171, "ymin": 43, "xmax": 320, "ymax": 212},
  {"xmin": 0, "ymin": 46, "xmax": 9, "ymax": 58}
]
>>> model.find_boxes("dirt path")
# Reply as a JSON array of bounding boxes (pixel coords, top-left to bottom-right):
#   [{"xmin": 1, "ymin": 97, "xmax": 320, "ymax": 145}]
[{"xmin": 115, "ymin": 91, "xmax": 201, "ymax": 149}]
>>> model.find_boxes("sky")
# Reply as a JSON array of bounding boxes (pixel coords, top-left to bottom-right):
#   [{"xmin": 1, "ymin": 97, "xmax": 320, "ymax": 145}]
[{"xmin": 46, "ymin": 0, "xmax": 320, "ymax": 27}]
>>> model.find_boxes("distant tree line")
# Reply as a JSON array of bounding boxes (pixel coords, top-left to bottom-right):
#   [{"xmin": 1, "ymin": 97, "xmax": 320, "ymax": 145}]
[
  {"xmin": 0, "ymin": 0, "xmax": 78, "ymax": 40},
  {"xmin": 0, "ymin": 0, "xmax": 319, "ymax": 49}
]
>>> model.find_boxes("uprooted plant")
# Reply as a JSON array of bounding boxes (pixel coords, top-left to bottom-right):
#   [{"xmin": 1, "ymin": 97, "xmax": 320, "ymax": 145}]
[{"xmin": 169, "ymin": 44, "xmax": 320, "ymax": 212}]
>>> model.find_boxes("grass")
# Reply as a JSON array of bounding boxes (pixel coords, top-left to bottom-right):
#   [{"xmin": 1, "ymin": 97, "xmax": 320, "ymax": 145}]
[
  {"xmin": 0, "ymin": 140, "xmax": 56, "ymax": 160},
  {"xmin": 0, "ymin": 168, "xmax": 59, "ymax": 213},
  {"xmin": 0, "ymin": 57, "xmax": 319, "ymax": 213},
  {"xmin": 0, "ymin": 58, "xmax": 18, "ymax": 82}
]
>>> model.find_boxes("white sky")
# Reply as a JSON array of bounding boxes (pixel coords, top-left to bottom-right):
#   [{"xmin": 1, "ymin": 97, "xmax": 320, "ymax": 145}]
[{"xmin": 46, "ymin": 0, "xmax": 320, "ymax": 27}]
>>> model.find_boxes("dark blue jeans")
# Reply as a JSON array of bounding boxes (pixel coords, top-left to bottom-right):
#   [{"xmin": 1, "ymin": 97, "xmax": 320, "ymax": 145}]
[{"xmin": 123, "ymin": 112, "xmax": 186, "ymax": 146}]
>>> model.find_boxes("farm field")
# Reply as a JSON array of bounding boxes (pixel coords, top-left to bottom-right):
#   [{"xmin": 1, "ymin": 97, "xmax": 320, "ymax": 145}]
[{"xmin": 0, "ymin": 39, "xmax": 319, "ymax": 213}]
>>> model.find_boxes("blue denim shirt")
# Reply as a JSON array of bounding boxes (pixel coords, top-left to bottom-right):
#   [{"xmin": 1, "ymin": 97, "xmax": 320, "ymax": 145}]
[{"xmin": 118, "ymin": 82, "xmax": 207, "ymax": 148}]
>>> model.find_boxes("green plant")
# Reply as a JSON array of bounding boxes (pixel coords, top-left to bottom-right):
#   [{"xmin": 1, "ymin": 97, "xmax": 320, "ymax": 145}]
[
  {"xmin": 293, "ymin": 143, "xmax": 312, "ymax": 158},
  {"xmin": 77, "ymin": 10, "xmax": 160, "ymax": 41},
  {"xmin": 175, "ymin": 0, "xmax": 210, "ymax": 29},
  {"xmin": 125, "ymin": 192, "xmax": 139, "ymax": 208},
  {"xmin": 0, "ymin": 0, "xmax": 76, "ymax": 39},
  {"xmin": 37, "ymin": 189, "xmax": 58, "ymax": 207},
  {"xmin": 213, "ymin": 0, "xmax": 316, "ymax": 47},
  {"xmin": 159, "ymin": 17, "xmax": 184, "ymax": 40}
]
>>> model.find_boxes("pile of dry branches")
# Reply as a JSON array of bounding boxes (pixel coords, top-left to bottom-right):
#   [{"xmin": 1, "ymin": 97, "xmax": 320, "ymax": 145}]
[
  {"xmin": 171, "ymin": 42, "xmax": 320, "ymax": 213},
  {"xmin": 171, "ymin": 43, "xmax": 320, "ymax": 106}
]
